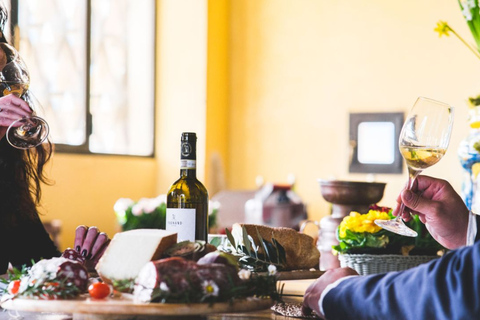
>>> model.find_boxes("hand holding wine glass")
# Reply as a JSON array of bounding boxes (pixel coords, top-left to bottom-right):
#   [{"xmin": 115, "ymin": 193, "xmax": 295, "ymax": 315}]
[
  {"xmin": 0, "ymin": 42, "xmax": 49, "ymax": 149},
  {"xmin": 375, "ymin": 97, "xmax": 454, "ymax": 237},
  {"xmin": 0, "ymin": 93, "xmax": 32, "ymax": 138}
]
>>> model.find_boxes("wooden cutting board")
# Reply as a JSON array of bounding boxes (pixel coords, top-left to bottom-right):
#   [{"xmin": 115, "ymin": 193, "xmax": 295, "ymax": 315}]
[
  {"xmin": 1, "ymin": 295, "xmax": 274, "ymax": 318},
  {"xmin": 275, "ymin": 269, "xmax": 324, "ymax": 280}
]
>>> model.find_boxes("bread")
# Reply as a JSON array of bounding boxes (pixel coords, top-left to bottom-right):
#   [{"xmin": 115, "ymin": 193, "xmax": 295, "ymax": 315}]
[
  {"xmin": 231, "ymin": 223, "xmax": 319, "ymax": 270},
  {"xmin": 95, "ymin": 229, "xmax": 177, "ymax": 284}
]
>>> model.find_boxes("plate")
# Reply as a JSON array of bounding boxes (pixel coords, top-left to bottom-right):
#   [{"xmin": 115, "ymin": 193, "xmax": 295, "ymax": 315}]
[{"xmin": 1, "ymin": 295, "xmax": 274, "ymax": 317}]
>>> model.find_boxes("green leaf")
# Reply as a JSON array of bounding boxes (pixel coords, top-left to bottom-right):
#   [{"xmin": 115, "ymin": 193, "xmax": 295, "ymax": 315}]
[
  {"xmin": 242, "ymin": 226, "xmax": 252, "ymax": 256},
  {"xmin": 225, "ymin": 228, "xmax": 237, "ymax": 248},
  {"xmin": 256, "ymin": 228, "xmax": 271, "ymax": 262}
]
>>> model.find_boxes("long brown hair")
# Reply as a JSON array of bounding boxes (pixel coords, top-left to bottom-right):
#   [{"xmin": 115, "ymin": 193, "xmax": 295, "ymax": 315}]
[{"xmin": 0, "ymin": 3, "xmax": 53, "ymax": 216}]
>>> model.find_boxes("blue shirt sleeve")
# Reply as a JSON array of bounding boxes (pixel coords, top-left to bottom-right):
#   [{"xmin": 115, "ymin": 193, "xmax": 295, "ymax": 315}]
[{"xmin": 323, "ymin": 242, "xmax": 480, "ymax": 320}]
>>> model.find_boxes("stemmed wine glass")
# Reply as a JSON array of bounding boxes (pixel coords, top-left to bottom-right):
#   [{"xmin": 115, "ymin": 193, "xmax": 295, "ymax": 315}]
[
  {"xmin": 0, "ymin": 43, "xmax": 49, "ymax": 149},
  {"xmin": 374, "ymin": 97, "xmax": 454, "ymax": 237}
]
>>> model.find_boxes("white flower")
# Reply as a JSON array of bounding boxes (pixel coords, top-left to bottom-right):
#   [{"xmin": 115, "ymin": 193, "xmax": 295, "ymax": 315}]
[
  {"xmin": 113, "ymin": 198, "xmax": 135, "ymax": 213},
  {"xmin": 143, "ymin": 198, "xmax": 159, "ymax": 214},
  {"xmin": 132, "ymin": 201, "xmax": 143, "ymax": 217},
  {"xmin": 465, "ymin": 0, "xmax": 476, "ymax": 9},
  {"xmin": 209, "ymin": 200, "xmax": 220, "ymax": 215},
  {"xmin": 267, "ymin": 265, "xmax": 277, "ymax": 276},
  {"xmin": 159, "ymin": 282, "xmax": 169, "ymax": 292},
  {"xmin": 463, "ymin": 6, "xmax": 473, "ymax": 20},
  {"xmin": 238, "ymin": 269, "xmax": 251, "ymax": 280},
  {"xmin": 153, "ymin": 194, "xmax": 167, "ymax": 206},
  {"xmin": 462, "ymin": 0, "xmax": 476, "ymax": 20},
  {"xmin": 134, "ymin": 197, "xmax": 164, "ymax": 215},
  {"xmin": 202, "ymin": 280, "xmax": 219, "ymax": 297}
]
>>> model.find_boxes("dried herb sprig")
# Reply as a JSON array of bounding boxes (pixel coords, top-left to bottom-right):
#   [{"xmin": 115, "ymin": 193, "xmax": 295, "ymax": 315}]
[
  {"xmin": 17, "ymin": 279, "xmax": 82, "ymax": 300},
  {"xmin": 1, "ymin": 262, "xmax": 83, "ymax": 300},
  {"xmin": 224, "ymin": 226, "xmax": 287, "ymax": 272},
  {"xmin": 112, "ymin": 279, "xmax": 136, "ymax": 293}
]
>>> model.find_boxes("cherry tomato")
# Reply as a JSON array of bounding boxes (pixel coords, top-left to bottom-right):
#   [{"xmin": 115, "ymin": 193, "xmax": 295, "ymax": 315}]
[
  {"xmin": 88, "ymin": 282, "xmax": 111, "ymax": 299},
  {"xmin": 7, "ymin": 280, "xmax": 21, "ymax": 295}
]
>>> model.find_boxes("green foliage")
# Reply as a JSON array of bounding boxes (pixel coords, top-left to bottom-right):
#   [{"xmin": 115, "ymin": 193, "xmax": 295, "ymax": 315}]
[
  {"xmin": 1, "ymin": 264, "xmax": 82, "ymax": 299},
  {"xmin": 112, "ymin": 279, "xmax": 136, "ymax": 293},
  {"xmin": 224, "ymin": 226, "xmax": 287, "ymax": 272},
  {"xmin": 121, "ymin": 203, "xmax": 166, "ymax": 231},
  {"xmin": 333, "ymin": 214, "xmax": 445, "ymax": 255}
]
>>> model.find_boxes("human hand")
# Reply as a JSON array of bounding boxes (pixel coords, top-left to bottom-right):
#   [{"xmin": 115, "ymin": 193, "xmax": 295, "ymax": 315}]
[
  {"xmin": 302, "ymin": 267, "xmax": 359, "ymax": 319},
  {"xmin": 74, "ymin": 225, "xmax": 110, "ymax": 271},
  {"xmin": 0, "ymin": 94, "xmax": 31, "ymax": 139},
  {"xmin": 393, "ymin": 175, "xmax": 469, "ymax": 249}
]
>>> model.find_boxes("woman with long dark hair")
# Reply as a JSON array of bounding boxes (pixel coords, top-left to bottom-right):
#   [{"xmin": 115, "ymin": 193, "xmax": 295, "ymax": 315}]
[{"xmin": 0, "ymin": 3, "xmax": 108, "ymax": 274}]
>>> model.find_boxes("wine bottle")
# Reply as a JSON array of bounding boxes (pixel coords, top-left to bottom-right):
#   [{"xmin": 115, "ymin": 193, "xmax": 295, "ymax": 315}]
[{"xmin": 166, "ymin": 132, "xmax": 209, "ymax": 241}]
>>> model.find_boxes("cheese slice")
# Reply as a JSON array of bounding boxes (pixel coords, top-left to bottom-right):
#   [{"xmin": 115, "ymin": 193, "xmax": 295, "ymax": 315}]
[{"xmin": 95, "ymin": 229, "xmax": 177, "ymax": 284}]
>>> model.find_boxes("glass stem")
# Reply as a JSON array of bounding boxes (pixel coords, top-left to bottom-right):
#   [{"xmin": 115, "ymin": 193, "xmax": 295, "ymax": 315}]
[{"xmin": 394, "ymin": 167, "xmax": 422, "ymax": 222}]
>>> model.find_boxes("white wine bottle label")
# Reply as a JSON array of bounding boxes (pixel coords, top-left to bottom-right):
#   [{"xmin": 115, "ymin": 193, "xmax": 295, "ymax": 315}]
[
  {"xmin": 180, "ymin": 160, "xmax": 196, "ymax": 169},
  {"xmin": 166, "ymin": 208, "xmax": 196, "ymax": 241}
]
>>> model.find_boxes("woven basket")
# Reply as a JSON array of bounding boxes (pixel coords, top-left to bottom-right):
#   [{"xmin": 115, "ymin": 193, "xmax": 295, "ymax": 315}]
[{"xmin": 338, "ymin": 254, "xmax": 439, "ymax": 275}]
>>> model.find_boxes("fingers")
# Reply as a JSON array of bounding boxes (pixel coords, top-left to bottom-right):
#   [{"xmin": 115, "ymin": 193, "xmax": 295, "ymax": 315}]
[
  {"xmin": 401, "ymin": 189, "xmax": 424, "ymax": 212},
  {"xmin": 74, "ymin": 225, "xmax": 88, "ymax": 252},
  {"xmin": 74, "ymin": 225, "xmax": 110, "ymax": 261},
  {"xmin": 90, "ymin": 232, "xmax": 110, "ymax": 260},
  {"xmin": 81, "ymin": 226, "xmax": 101, "ymax": 259},
  {"xmin": 89, "ymin": 239, "xmax": 110, "ymax": 268},
  {"xmin": 0, "ymin": 94, "xmax": 32, "ymax": 127},
  {"xmin": 0, "ymin": 94, "xmax": 31, "ymax": 114}
]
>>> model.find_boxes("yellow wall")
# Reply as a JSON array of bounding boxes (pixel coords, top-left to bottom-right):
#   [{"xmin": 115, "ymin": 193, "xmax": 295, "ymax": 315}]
[
  {"xmin": 40, "ymin": 0, "xmax": 480, "ymax": 250},
  {"xmin": 41, "ymin": 154, "xmax": 157, "ymax": 251},
  {"xmin": 206, "ymin": 0, "xmax": 230, "ymax": 196},
  {"xmin": 225, "ymin": 0, "xmax": 479, "ymax": 222}
]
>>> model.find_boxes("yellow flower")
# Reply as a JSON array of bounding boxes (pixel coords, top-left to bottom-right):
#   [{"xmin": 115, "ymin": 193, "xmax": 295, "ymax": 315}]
[
  {"xmin": 434, "ymin": 21, "xmax": 452, "ymax": 37},
  {"xmin": 338, "ymin": 209, "xmax": 391, "ymax": 237}
]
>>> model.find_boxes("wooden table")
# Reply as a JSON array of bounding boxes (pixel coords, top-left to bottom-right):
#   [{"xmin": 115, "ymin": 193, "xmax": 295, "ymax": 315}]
[{"xmin": 0, "ymin": 280, "xmax": 315, "ymax": 320}]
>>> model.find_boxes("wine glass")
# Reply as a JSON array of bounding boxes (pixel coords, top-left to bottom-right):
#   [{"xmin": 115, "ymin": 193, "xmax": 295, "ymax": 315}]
[
  {"xmin": 374, "ymin": 97, "xmax": 454, "ymax": 237},
  {"xmin": 0, "ymin": 43, "xmax": 49, "ymax": 149}
]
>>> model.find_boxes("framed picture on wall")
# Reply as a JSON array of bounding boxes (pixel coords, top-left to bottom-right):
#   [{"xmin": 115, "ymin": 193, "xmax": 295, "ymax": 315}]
[{"xmin": 349, "ymin": 112, "xmax": 404, "ymax": 174}]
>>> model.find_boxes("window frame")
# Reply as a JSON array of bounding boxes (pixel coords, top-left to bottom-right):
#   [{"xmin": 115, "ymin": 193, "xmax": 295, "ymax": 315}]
[{"xmin": 9, "ymin": 0, "xmax": 156, "ymax": 157}]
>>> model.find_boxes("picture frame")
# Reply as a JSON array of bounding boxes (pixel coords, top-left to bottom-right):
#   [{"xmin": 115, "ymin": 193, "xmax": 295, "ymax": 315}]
[{"xmin": 349, "ymin": 112, "xmax": 404, "ymax": 174}]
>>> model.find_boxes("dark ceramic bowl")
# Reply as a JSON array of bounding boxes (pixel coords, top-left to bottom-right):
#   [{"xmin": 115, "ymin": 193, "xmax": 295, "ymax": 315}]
[{"xmin": 318, "ymin": 179, "xmax": 386, "ymax": 206}]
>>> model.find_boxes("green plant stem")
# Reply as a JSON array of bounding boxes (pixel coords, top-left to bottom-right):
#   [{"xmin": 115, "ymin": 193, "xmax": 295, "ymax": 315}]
[{"xmin": 450, "ymin": 27, "xmax": 480, "ymax": 59}]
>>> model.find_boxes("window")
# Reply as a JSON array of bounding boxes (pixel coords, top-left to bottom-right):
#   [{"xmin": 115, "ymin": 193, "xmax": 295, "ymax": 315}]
[{"xmin": 10, "ymin": 0, "xmax": 155, "ymax": 156}]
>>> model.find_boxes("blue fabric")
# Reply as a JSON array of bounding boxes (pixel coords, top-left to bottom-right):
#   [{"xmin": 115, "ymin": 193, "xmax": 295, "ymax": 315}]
[
  {"xmin": 475, "ymin": 215, "xmax": 480, "ymax": 243},
  {"xmin": 323, "ymin": 241, "xmax": 480, "ymax": 320}
]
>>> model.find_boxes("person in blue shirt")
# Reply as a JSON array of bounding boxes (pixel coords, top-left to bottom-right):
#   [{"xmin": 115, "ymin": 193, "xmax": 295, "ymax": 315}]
[{"xmin": 303, "ymin": 175, "xmax": 478, "ymax": 320}]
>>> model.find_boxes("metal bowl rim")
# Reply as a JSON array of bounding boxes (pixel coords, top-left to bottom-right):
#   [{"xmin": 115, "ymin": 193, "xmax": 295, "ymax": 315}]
[{"xmin": 317, "ymin": 179, "xmax": 386, "ymax": 188}]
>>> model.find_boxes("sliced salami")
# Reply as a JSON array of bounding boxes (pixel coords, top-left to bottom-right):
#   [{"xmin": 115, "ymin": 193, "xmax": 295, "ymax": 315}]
[
  {"xmin": 133, "ymin": 257, "xmax": 240, "ymax": 303},
  {"xmin": 57, "ymin": 260, "xmax": 89, "ymax": 292},
  {"xmin": 61, "ymin": 248, "xmax": 86, "ymax": 265}
]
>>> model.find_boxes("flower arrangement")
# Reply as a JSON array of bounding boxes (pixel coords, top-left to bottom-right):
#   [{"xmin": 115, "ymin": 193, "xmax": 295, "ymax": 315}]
[
  {"xmin": 435, "ymin": 1, "xmax": 480, "ymax": 104},
  {"xmin": 333, "ymin": 205, "xmax": 444, "ymax": 256},
  {"xmin": 113, "ymin": 196, "xmax": 219, "ymax": 232},
  {"xmin": 114, "ymin": 196, "xmax": 167, "ymax": 231}
]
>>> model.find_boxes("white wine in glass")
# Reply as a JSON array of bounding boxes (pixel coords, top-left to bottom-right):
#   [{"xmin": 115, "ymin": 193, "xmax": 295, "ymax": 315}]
[
  {"xmin": 375, "ymin": 97, "xmax": 454, "ymax": 237},
  {"xmin": 0, "ymin": 43, "xmax": 49, "ymax": 149}
]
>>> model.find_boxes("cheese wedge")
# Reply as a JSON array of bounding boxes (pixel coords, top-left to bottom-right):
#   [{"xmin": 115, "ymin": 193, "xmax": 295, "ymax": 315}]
[{"xmin": 95, "ymin": 229, "xmax": 177, "ymax": 284}]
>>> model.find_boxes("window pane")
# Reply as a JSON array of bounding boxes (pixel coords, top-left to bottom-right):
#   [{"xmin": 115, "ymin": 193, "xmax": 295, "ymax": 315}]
[
  {"xmin": 17, "ymin": 0, "xmax": 87, "ymax": 146},
  {"xmin": 89, "ymin": 0, "xmax": 155, "ymax": 156},
  {"xmin": 15, "ymin": 0, "xmax": 155, "ymax": 156}
]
